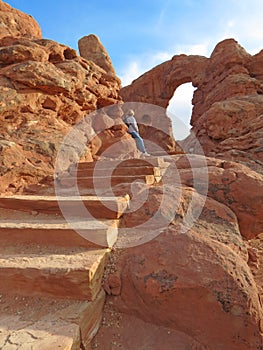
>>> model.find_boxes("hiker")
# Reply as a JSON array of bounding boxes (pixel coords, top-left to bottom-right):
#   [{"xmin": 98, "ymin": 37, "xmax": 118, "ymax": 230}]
[{"xmin": 122, "ymin": 109, "xmax": 150, "ymax": 156}]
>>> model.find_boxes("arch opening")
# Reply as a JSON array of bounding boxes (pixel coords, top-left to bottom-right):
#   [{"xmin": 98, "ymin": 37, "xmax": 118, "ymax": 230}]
[{"xmin": 167, "ymin": 83, "xmax": 196, "ymax": 141}]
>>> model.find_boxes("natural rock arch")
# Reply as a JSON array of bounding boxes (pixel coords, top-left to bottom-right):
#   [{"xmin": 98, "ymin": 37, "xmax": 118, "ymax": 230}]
[
  {"xmin": 120, "ymin": 39, "xmax": 263, "ymax": 171},
  {"xmin": 120, "ymin": 54, "xmax": 207, "ymax": 110},
  {"xmin": 119, "ymin": 54, "xmax": 207, "ymax": 153}
]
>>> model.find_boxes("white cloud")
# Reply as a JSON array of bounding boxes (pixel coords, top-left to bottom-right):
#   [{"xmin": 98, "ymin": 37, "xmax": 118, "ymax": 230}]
[
  {"xmin": 119, "ymin": 61, "xmax": 142, "ymax": 87},
  {"xmin": 150, "ymin": 51, "xmax": 173, "ymax": 63},
  {"xmin": 119, "ymin": 41, "xmax": 211, "ymax": 87},
  {"xmin": 174, "ymin": 42, "xmax": 211, "ymax": 56},
  {"xmin": 215, "ymin": 3, "xmax": 263, "ymax": 55},
  {"xmin": 119, "ymin": 51, "xmax": 173, "ymax": 87}
]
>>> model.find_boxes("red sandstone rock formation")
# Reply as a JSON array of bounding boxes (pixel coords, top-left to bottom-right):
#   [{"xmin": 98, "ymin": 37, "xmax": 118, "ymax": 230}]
[
  {"xmin": 1, "ymin": 2, "xmax": 263, "ymax": 349},
  {"xmin": 0, "ymin": 1, "xmax": 182, "ymax": 195},
  {"xmin": 100, "ymin": 39, "xmax": 263, "ymax": 350},
  {"xmin": 120, "ymin": 39, "xmax": 263, "ymax": 172},
  {"xmin": 0, "ymin": 1, "xmax": 129, "ymax": 193},
  {"xmin": 164, "ymin": 154, "xmax": 263, "ymax": 239},
  {"xmin": 0, "ymin": 0, "xmax": 42, "ymax": 39},
  {"xmin": 78, "ymin": 34, "xmax": 116, "ymax": 76},
  {"xmin": 95, "ymin": 178, "xmax": 263, "ymax": 349}
]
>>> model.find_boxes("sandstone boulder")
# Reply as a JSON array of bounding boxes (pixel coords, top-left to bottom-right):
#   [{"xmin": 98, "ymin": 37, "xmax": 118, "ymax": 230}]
[
  {"xmin": 78, "ymin": 34, "xmax": 116, "ymax": 75},
  {"xmin": 112, "ymin": 228, "xmax": 262, "ymax": 349},
  {"xmin": 0, "ymin": 0, "xmax": 42, "ymax": 39},
  {"xmin": 164, "ymin": 154, "xmax": 263, "ymax": 239},
  {"xmin": 101, "ymin": 184, "xmax": 262, "ymax": 349}
]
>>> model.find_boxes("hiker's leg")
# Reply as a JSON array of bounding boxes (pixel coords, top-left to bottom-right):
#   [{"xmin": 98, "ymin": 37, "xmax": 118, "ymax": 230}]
[{"xmin": 130, "ymin": 131, "xmax": 146, "ymax": 153}]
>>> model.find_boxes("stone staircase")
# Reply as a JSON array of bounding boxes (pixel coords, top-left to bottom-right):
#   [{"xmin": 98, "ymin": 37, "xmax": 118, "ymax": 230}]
[
  {"xmin": 0, "ymin": 157, "xmax": 169, "ymax": 349},
  {"xmin": 58, "ymin": 157, "xmax": 167, "ymax": 193}
]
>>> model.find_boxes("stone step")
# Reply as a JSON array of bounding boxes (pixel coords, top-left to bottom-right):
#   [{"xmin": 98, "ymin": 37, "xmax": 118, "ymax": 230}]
[
  {"xmin": 0, "ymin": 194, "xmax": 129, "ymax": 219},
  {"xmin": 74, "ymin": 156, "xmax": 169, "ymax": 171},
  {"xmin": 76, "ymin": 174, "xmax": 157, "ymax": 188},
  {"xmin": 70, "ymin": 165, "xmax": 162, "ymax": 177},
  {"xmin": 0, "ymin": 245, "xmax": 109, "ymax": 300},
  {"xmin": 59, "ymin": 174, "xmax": 158, "ymax": 189},
  {"xmin": 0, "ymin": 289, "xmax": 105, "ymax": 349},
  {"xmin": 150, "ymin": 150, "xmax": 182, "ymax": 156},
  {"xmin": 0, "ymin": 218, "xmax": 118, "ymax": 248}
]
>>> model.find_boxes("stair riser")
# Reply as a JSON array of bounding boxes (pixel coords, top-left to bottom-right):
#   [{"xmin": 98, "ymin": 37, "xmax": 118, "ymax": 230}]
[
  {"xmin": 78, "ymin": 290, "xmax": 106, "ymax": 348},
  {"xmin": 75, "ymin": 157, "xmax": 168, "ymax": 170},
  {"xmin": 0, "ymin": 199, "xmax": 127, "ymax": 219},
  {"xmin": 0, "ymin": 256, "xmax": 107, "ymax": 300},
  {"xmin": 0, "ymin": 227, "xmax": 117, "ymax": 248},
  {"xmin": 75, "ymin": 175, "xmax": 155, "ymax": 188},
  {"xmin": 70, "ymin": 166, "xmax": 161, "ymax": 177}
]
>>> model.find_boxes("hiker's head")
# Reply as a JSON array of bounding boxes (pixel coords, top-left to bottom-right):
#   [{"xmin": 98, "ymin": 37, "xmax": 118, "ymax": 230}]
[{"xmin": 127, "ymin": 109, "xmax": 135, "ymax": 116}]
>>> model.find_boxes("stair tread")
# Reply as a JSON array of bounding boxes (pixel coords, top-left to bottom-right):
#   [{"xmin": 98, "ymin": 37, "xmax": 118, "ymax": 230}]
[
  {"xmin": 0, "ymin": 246, "xmax": 109, "ymax": 300},
  {"xmin": 0, "ymin": 194, "xmax": 128, "ymax": 201},
  {"xmin": 75, "ymin": 156, "xmax": 169, "ymax": 169},
  {"xmin": 0, "ymin": 246, "xmax": 109, "ymax": 269},
  {"xmin": 75, "ymin": 175, "xmax": 154, "ymax": 179},
  {"xmin": 0, "ymin": 289, "xmax": 105, "ymax": 349},
  {"xmin": 0, "ymin": 219, "xmax": 117, "ymax": 229},
  {"xmin": 72, "ymin": 174, "xmax": 156, "ymax": 188},
  {"xmin": 0, "ymin": 194, "xmax": 130, "ymax": 220},
  {"xmin": 0, "ymin": 206, "xmax": 119, "ymax": 248},
  {"xmin": 71, "ymin": 166, "xmax": 161, "ymax": 177},
  {"xmin": 0, "ymin": 315, "xmax": 80, "ymax": 350}
]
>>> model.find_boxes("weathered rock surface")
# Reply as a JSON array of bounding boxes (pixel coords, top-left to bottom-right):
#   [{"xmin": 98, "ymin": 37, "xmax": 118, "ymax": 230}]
[
  {"xmin": 92, "ymin": 303, "xmax": 206, "ymax": 350},
  {"xmin": 0, "ymin": 0, "xmax": 42, "ymax": 39},
  {"xmin": 78, "ymin": 34, "xmax": 116, "ymax": 75},
  {"xmin": 1, "ymin": 2, "xmax": 263, "ymax": 349},
  {"xmin": 110, "ymin": 230, "xmax": 262, "ymax": 349},
  {"xmin": 164, "ymin": 154, "xmax": 263, "ymax": 239},
  {"xmin": 121, "ymin": 39, "xmax": 263, "ymax": 172},
  {"xmin": 99, "ymin": 182, "xmax": 263, "ymax": 349},
  {"xmin": 0, "ymin": 290, "xmax": 105, "ymax": 350},
  {"xmin": 248, "ymin": 233, "xmax": 263, "ymax": 305},
  {"xmin": 0, "ymin": 1, "xmax": 126, "ymax": 193}
]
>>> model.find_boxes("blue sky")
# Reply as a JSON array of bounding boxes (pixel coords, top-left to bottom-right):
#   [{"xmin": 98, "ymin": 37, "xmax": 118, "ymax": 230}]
[{"xmin": 4, "ymin": 0, "xmax": 263, "ymax": 138}]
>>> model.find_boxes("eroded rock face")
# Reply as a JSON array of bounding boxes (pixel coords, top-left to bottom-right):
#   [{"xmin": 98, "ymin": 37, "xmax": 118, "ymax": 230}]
[
  {"xmin": 97, "ymin": 154, "xmax": 263, "ymax": 349},
  {"xmin": 113, "ymin": 230, "xmax": 262, "ymax": 349},
  {"xmin": 121, "ymin": 39, "xmax": 263, "ymax": 172},
  {"xmin": 1, "ymin": 2, "xmax": 263, "ymax": 348},
  {"xmin": 100, "ymin": 181, "xmax": 263, "ymax": 349},
  {"xmin": 0, "ymin": 2, "xmax": 125, "ymax": 193},
  {"xmin": 164, "ymin": 154, "xmax": 263, "ymax": 240},
  {"xmin": 78, "ymin": 34, "xmax": 116, "ymax": 75},
  {"xmin": 0, "ymin": 0, "xmax": 42, "ymax": 39}
]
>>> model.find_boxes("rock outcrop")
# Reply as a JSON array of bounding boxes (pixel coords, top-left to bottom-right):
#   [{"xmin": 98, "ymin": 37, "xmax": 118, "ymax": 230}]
[
  {"xmin": 0, "ymin": 1, "xmax": 128, "ymax": 193},
  {"xmin": 95, "ymin": 168, "xmax": 263, "ymax": 349},
  {"xmin": 164, "ymin": 154, "xmax": 263, "ymax": 240},
  {"xmin": 1, "ymin": 2, "xmax": 263, "ymax": 349},
  {"xmin": 0, "ymin": 1, "xmax": 184, "ymax": 194},
  {"xmin": 78, "ymin": 34, "xmax": 116, "ymax": 76},
  {"xmin": 0, "ymin": 0, "xmax": 42, "ymax": 39},
  {"xmin": 120, "ymin": 39, "xmax": 263, "ymax": 172}
]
